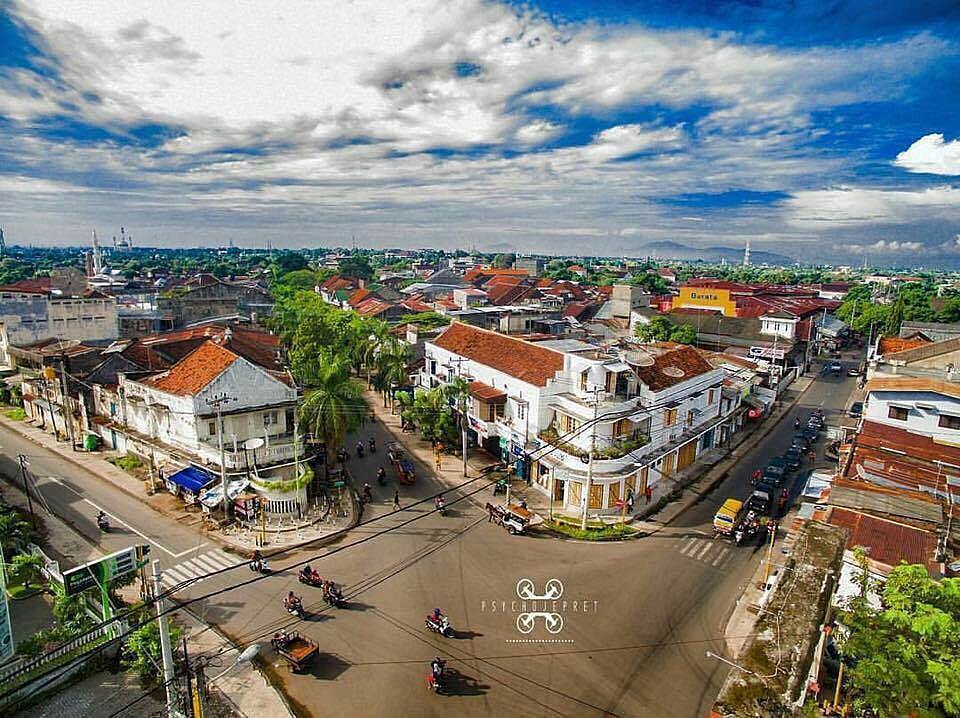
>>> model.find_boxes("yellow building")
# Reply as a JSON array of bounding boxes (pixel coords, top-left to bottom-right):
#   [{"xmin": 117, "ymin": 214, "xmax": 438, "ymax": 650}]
[{"xmin": 674, "ymin": 286, "xmax": 739, "ymax": 316}]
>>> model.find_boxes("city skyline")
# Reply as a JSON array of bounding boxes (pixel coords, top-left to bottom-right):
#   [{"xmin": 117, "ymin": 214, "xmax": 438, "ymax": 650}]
[{"xmin": 1, "ymin": 1, "xmax": 959, "ymax": 264}]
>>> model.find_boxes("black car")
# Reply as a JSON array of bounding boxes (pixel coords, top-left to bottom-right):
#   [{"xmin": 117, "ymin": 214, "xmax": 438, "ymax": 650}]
[
  {"xmin": 849, "ymin": 401, "xmax": 864, "ymax": 418},
  {"xmin": 802, "ymin": 427, "xmax": 819, "ymax": 443},
  {"xmin": 792, "ymin": 433, "xmax": 810, "ymax": 451},
  {"xmin": 784, "ymin": 448, "xmax": 801, "ymax": 470}
]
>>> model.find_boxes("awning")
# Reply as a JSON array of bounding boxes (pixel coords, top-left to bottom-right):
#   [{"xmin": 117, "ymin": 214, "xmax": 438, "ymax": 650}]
[
  {"xmin": 199, "ymin": 478, "xmax": 250, "ymax": 508},
  {"xmin": 742, "ymin": 395, "xmax": 765, "ymax": 409},
  {"xmin": 166, "ymin": 466, "xmax": 217, "ymax": 494},
  {"xmin": 604, "ymin": 361, "xmax": 631, "ymax": 372},
  {"xmin": 469, "ymin": 381, "xmax": 507, "ymax": 404}
]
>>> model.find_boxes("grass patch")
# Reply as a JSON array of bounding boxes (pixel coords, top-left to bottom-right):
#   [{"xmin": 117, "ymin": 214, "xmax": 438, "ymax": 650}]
[
  {"xmin": 4, "ymin": 407, "xmax": 26, "ymax": 420},
  {"xmin": 109, "ymin": 452, "xmax": 144, "ymax": 471},
  {"xmin": 6, "ymin": 580, "xmax": 44, "ymax": 600},
  {"xmin": 542, "ymin": 519, "xmax": 637, "ymax": 540}
]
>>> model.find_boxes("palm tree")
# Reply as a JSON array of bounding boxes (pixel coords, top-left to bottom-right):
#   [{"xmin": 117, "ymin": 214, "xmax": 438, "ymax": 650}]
[
  {"xmin": 11, "ymin": 553, "xmax": 44, "ymax": 589},
  {"xmin": 297, "ymin": 356, "xmax": 365, "ymax": 466},
  {"xmin": 375, "ymin": 339, "xmax": 411, "ymax": 410},
  {"xmin": 0, "ymin": 511, "xmax": 32, "ymax": 556}
]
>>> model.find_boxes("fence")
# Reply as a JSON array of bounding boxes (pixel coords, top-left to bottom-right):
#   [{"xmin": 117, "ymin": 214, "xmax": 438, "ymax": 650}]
[{"xmin": 0, "ymin": 623, "xmax": 114, "ymax": 688}]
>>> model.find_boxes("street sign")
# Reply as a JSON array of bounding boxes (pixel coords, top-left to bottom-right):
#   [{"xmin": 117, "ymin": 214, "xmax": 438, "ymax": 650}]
[
  {"xmin": 331, "ymin": 480, "xmax": 346, "ymax": 488},
  {"xmin": 62, "ymin": 545, "xmax": 151, "ymax": 596},
  {"xmin": 614, "ymin": 499, "xmax": 625, "ymax": 509},
  {"xmin": 0, "ymin": 548, "xmax": 14, "ymax": 662}
]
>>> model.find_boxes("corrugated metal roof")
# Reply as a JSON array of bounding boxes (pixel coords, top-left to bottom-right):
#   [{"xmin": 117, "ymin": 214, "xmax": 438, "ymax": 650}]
[{"xmin": 829, "ymin": 484, "xmax": 941, "ymax": 525}]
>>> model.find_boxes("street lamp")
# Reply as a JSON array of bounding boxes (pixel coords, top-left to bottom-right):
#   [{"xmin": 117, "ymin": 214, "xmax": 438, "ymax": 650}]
[
  {"xmin": 208, "ymin": 643, "xmax": 261, "ymax": 683},
  {"xmin": 705, "ymin": 649, "xmax": 760, "ymax": 677}
]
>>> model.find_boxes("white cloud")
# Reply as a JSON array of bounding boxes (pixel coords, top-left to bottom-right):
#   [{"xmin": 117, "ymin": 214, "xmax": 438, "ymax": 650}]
[
  {"xmin": 894, "ymin": 133, "xmax": 960, "ymax": 175},
  {"xmin": 787, "ymin": 186, "xmax": 960, "ymax": 228},
  {"xmin": 841, "ymin": 240, "xmax": 925, "ymax": 254}
]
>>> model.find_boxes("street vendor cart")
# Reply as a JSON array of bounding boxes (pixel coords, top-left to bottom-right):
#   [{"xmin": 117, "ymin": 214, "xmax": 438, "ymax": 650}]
[
  {"xmin": 386, "ymin": 442, "xmax": 416, "ymax": 485},
  {"xmin": 488, "ymin": 503, "xmax": 542, "ymax": 535}
]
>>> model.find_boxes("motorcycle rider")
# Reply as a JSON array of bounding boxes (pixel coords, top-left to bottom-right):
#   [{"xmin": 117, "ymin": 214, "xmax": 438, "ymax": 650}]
[
  {"xmin": 284, "ymin": 591, "xmax": 303, "ymax": 613},
  {"xmin": 356, "ymin": 441, "xmax": 364, "ymax": 457},
  {"xmin": 377, "ymin": 467, "xmax": 386, "ymax": 485},
  {"xmin": 362, "ymin": 483, "xmax": 373, "ymax": 504},
  {"xmin": 435, "ymin": 494, "xmax": 445, "ymax": 513},
  {"xmin": 250, "ymin": 549, "xmax": 264, "ymax": 572},
  {"xmin": 300, "ymin": 564, "xmax": 315, "ymax": 583},
  {"xmin": 369, "ymin": 437, "xmax": 376, "ymax": 453},
  {"xmin": 96, "ymin": 510, "xmax": 110, "ymax": 530},
  {"xmin": 794, "ymin": 417, "xmax": 801, "ymax": 429}
]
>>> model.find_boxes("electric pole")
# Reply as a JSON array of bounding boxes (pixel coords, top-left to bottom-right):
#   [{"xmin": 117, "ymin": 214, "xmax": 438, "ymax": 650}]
[
  {"xmin": 151, "ymin": 560, "xmax": 183, "ymax": 718},
  {"xmin": 59, "ymin": 354, "xmax": 76, "ymax": 450},
  {"xmin": 581, "ymin": 389, "xmax": 601, "ymax": 531},
  {"xmin": 17, "ymin": 454, "xmax": 37, "ymax": 530},
  {"xmin": 205, "ymin": 394, "xmax": 233, "ymax": 519}
]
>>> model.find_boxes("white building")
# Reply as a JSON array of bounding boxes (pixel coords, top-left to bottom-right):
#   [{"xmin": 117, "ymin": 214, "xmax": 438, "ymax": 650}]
[
  {"xmin": 422, "ymin": 322, "xmax": 734, "ymax": 516},
  {"xmin": 94, "ymin": 339, "xmax": 307, "ymax": 513},
  {"xmin": 863, "ymin": 377, "xmax": 960, "ymax": 444}
]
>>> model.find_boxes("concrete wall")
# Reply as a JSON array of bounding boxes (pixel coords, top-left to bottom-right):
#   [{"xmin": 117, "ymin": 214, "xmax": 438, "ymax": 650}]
[{"xmin": 865, "ymin": 388, "xmax": 960, "ymax": 443}]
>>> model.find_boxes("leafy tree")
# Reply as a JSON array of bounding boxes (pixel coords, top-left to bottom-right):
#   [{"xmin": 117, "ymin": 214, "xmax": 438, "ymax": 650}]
[
  {"xmin": 886, "ymin": 294, "xmax": 906, "ymax": 336},
  {"xmin": 839, "ymin": 562, "xmax": 960, "ymax": 717},
  {"xmin": 669, "ymin": 324, "xmax": 697, "ymax": 345},
  {"xmin": 123, "ymin": 618, "xmax": 184, "ymax": 680},
  {"xmin": 399, "ymin": 387, "xmax": 458, "ymax": 445},
  {"xmin": 273, "ymin": 251, "xmax": 309, "ymax": 274},
  {"xmin": 373, "ymin": 338, "xmax": 412, "ymax": 408},
  {"xmin": 398, "ymin": 312, "xmax": 450, "ymax": 330},
  {"xmin": 492, "ymin": 253, "xmax": 515, "ymax": 269},
  {"xmin": 52, "ymin": 590, "xmax": 93, "ymax": 634},
  {"xmin": 630, "ymin": 273, "xmax": 668, "ymax": 294},
  {"xmin": 339, "ymin": 256, "xmax": 373, "ymax": 280},
  {"xmin": 0, "ymin": 510, "xmax": 33, "ymax": 555},
  {"xmin": 635, "ymin": 315, "xmax": 674, "ymax": 343},
  {"xmin": 937, "ymin": 297, "xmax": 960, "ymax": 323},
  {"xmin": 274, "ymin": 268, "xmax": 319, "ymax": 294},
  {"xmin": 297, "ymin": 355, "xmax": 365, "ymax": 463}
]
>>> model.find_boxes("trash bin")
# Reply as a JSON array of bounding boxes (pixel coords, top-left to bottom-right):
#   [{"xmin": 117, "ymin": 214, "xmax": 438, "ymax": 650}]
[{"xmin": 84, "ymin": 434, "xmax": 100, "ymax": 451}]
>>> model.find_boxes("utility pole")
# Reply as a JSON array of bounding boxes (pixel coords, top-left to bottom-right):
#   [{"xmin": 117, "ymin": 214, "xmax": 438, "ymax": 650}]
[
  {"xmin": 581, "ymin": 389, "xmax": 601, "ymax": 531},
  {"xmin": 58, "ymin": 354, "xmax": 76, "ymax": 451},
  {"xmin": 151, "ymin": 560, "xmax": 182, "ymax": 718},
  {"xmin": 446, "ymin": 357, "xmax": 469, "ymax": 477},
  {"xmin": 205, "ymin": 394, "xmax": 233, "ymax": 520},
  {"xmin": 292, "ymin": 401, "xmax": 303, "ymax": 521},
  {"xmin": 17, "ymin": 454, "xmax": 37, "ymax": 530}
]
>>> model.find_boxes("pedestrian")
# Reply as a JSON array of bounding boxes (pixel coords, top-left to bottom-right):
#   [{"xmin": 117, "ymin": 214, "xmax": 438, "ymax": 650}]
[
  {"xmin": 393, "ymin": 489, "xmax": 400, "ymax": 511},
  {"xmin": 644, "ymin": 485, "xmax": 653, "ymax": 504}
]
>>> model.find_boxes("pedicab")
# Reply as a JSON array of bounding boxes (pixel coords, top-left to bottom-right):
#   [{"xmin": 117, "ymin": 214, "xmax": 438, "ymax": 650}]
[
  {"xmin": 386, "ymin": 442, "xmax": 416, "ymax": 485},
  {"xmin": 488, "ymin": 502, "xmax": 543, "ymax": 535}
]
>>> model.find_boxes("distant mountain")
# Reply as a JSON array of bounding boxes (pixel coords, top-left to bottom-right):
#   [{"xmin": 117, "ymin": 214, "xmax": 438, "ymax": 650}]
[{"xmin": 640, "ymin": 241, "xmax": 794, "ymax": 266}]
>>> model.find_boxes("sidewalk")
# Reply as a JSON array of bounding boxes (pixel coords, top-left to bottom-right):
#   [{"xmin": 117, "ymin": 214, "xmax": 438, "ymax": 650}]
[
  {"xmin": 0, "ymin": 414, "xmax": 353, "ymax": 551},
  {"xmin": 2, "ymin": 475, "xmax": 292, "ymax": 718}
]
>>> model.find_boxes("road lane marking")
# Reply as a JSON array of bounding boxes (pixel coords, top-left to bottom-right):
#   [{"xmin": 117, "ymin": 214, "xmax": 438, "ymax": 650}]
[
  {"xmin": 713, "ymin": 547, "xmax": 731, "ymax": 566},
  {"xmin": 681, "ymin": 539, "xmax": 701, "ymax": 557},
  {"xmin": 696, "ymin": 542, "xmax": 712, "ymax": 560},
  {"xmin": 45, "ymin": 476, "xmax": 178, "ymax": 557},
  {"xmin": 679, "ymin": 537, "xmax": 698, "ymax": 554},
  {"xmin": 172, "ymin": 543, "xmax": 209, "ymax": 558}
]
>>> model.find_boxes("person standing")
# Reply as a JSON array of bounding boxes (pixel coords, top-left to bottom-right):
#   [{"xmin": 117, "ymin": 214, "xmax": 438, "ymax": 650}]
[
  {"xmin": 393, "ymin": 489, "xmax": 401, "ymax": 511},
  {"xmin": 644, "ymin": 484, "xmax": 653, "ymax": 504}
]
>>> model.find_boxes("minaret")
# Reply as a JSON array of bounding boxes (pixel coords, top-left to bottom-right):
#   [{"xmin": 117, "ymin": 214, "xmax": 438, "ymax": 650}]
[
  {"xmin": 742, "ymin": 239, "xmax": 751, "ymax": 267},
  {"xmin": 92, "ymin": 230, "xmax": 103, "ymax": 276}
]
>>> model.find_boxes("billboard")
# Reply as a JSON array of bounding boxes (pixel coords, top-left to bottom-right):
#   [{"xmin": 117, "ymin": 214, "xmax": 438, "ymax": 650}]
[
  {"xmin": 62, "ymin": 545, "xmax": 150, "ymax": 597},
  {"xmin": 0, "ymin": 549, "xmax": 13, "ymax": 662}
]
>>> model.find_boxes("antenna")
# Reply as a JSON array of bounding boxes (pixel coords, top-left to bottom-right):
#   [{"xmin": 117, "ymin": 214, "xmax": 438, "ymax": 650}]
[{"xmin": 0, "ymin": 226, "xmax": 5, "ymax": 258}]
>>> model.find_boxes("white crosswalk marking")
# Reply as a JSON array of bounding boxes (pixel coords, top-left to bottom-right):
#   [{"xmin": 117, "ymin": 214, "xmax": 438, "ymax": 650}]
[
  {"xmin": 162, "ymin": 549, "xmax": 242, "ymax": 590},
  {"xmin": 676, "ymin": 538, "xmax": 735, "ymax": 568}
]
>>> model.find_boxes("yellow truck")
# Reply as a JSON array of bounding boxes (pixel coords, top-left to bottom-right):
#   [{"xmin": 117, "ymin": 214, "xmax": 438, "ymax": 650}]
[{"xmin": 713, "ymin": 498, "xmax": 744, "ymax": 537}]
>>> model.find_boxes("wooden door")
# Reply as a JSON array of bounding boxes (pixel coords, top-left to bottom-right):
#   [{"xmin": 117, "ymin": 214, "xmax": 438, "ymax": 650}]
[
  {"xmin": 661, "ymin": 452, "xmax": 675, "ymax": 477},
  {"xmin": 677, "ymin": 439, "xmax": 697, "ymax": 471},
  {"xmin": 588, "ymin": 483, "xmax": 603, "ymax": 509}
]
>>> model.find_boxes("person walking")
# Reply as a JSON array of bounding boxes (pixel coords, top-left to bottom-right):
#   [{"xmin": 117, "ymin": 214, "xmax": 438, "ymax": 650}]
[
  {"xmin": 644, "ymin": 484, "xmax": 653, "ymax": 504},
  {"xmin": 393, "ymin": 489, "xmax": 401, "ymax": 511}
]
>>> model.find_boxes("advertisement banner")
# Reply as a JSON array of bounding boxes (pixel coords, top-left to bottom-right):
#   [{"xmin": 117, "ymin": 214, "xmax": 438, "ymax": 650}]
[
  {"xmin": 62, "ymin": 545, "xmax": 151, "ymax": 596},
  {"xmin": 0, "ymin": 549, "xmax": 13, "ymax": 662}
]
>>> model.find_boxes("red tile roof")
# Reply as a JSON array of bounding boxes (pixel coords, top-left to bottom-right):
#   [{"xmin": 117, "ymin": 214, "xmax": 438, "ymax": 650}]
[
  {"xmin": 468, "ymin": 380, "xmax": 507, "ymax": 402},
  {"xmin": 631, "ymin": 345, "xmax": 716, "ymax": 392},
  {"xmin": 463, "ymin": 267, "xmax": 530, "ymax": 284},
  {"xmin": 878, "ymin": 335, "xmax": 932, "ymax": 356},
  {"xmin": 866, "ymin": 376, "xmax": 960, "ymax": 402},
  {"xmin": 142, "ymin": 341, "xmax": 239, "ymax": 395},
  {"xmin": 431, "ymin": 322, "xmax": 564, "ymax": 387},
  {"xmin": 354, "ymin": 298, "xmax": 395, "ymax": 317},
  {"xmin": 0, "ymin": 277, "xmax": 53, "ymax": 294},
  {"xmin": 827, "ymin": 507, "xmax": 938, "ymax": 574},
  {"xmin": 401, "ymin": 298, "xmax": 434, "ymax": 313},
  {"xmin": 346, "ymin": 287, "xmax": 373, "ymax": 307},
  {"xmin": 140, "ymin": 325, "xmax": 282, "ymax": 371}
]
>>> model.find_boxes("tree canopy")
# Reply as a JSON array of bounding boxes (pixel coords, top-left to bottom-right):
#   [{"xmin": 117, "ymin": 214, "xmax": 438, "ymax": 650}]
[{"xmin": 635, "ymin": 315, "xmax": 696, "ymax": 344}]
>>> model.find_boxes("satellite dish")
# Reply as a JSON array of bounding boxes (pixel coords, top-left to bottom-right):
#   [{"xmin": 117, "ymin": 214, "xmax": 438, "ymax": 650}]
[
  {"xmin": 661, "ymin": 367, "xmax": 685, "ymax": 378},
  {"xmin": 243, "ymin": 437, "xmax": 265, "ymax": 451},
  {"xmin": 625, "ymin": 350, "xmax": 655, "ymax": 367}
]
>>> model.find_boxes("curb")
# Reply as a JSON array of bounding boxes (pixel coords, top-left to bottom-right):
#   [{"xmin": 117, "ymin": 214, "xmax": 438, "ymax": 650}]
[
  {"xmin": 652, "ymin": 377, "xmax": 818, "ymax": 528},
  {"xmin": 0, "ymin": 415, "xmax": 353, "ymax": 554}
]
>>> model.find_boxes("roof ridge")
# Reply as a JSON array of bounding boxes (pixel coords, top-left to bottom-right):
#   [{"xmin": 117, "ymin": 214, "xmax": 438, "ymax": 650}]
[{"xmin": 442, "ymin": 321, "xmax": 566, "ymax": 358}]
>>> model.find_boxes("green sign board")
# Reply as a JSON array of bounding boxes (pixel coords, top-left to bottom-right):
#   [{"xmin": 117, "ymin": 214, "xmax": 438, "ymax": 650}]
[
  {"xmin": 331, "ymin": 480, "xmax": 346, "ymax": 488},
  {"xmin": 0, "ymin": 548, "xmax": 13, "ymax": 662},
  {"xmin": 62, "ymin": 545, "xmax": 150, "ymax": 597}
]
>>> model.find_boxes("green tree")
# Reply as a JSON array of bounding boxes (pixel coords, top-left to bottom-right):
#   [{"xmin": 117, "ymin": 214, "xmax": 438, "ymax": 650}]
[
  {"xmin": 492, "ymin": 253, "xmax": 516, "ymax": 269},
  {"xmin": 669, "ymin": 324, "xmax": 697, "ymax": 345},
  {"xmin": 0, "ymin": 511, "xmax": 33, "ymax": 555},
  {"xmin": 399, "ymin": 387, "xmax": 458, "ymax": 444},
  {"xmin": 886, "ymin": 294, "xmax": 905, "ymax": 336},
  {"xmin": 297, "ymin": 355, "xmax": 365, "ymax": 463},
  {"xmin": 339, "ymin": 256, "xmax": 373, "ymax": 280},
  {"xmin": 635, "ymin": 315, "xmax": 674, "ymax": 342},
  {"xmin": 840, "ymin": 563, "xmax": 960, "ymax": 717},
  {"xmin": 273, "ymin": 251, "xmax": 308, "ymax": 275},
  {"xmin": 123, "ymin": 618, "xmax": 184, "ymax": 680},
  {"xmin": 373, "ymin": 338, "xmax": 412, "ymax": 408}
]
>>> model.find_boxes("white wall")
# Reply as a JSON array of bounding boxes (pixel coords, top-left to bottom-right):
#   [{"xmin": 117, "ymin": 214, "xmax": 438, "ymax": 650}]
[{"xmin": 865, "ymin": 388, "xmax": 960, "ymax": 443}]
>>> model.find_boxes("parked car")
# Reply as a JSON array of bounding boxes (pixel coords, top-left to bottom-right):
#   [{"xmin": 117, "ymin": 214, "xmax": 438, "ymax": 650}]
[
  {"xmin": 802, "ymin": 427, "xmax": 819, "ymax": 443},
  {"xmin": 784, "ymin": 448, "xmax": 802, "ymax": 470},
  {"xmin": 829, "ymin": 361, "xmax": 843, "ymax": 376},
  {"xmin": 792, "ymin": 433, "xmax": 810, "ymax": 451},
  {"xmin": 849, "ymin": 401, "xmax": 864, "ymax": 418}
]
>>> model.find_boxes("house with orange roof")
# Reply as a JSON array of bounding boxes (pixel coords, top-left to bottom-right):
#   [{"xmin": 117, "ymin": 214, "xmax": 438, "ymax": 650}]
[
  {"xmin": 422, "ymin": 322, "xmax": 730, "ymax": 517},
  {"xmin": 91, "ymin": 340, "xmax": 307, "ymax": 512}
]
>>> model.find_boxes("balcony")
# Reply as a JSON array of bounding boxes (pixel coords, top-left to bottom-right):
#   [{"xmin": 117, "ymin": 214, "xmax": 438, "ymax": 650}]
[{"xmin": 537, "ymin": 425, "xmax": 649, "ymax": 461}]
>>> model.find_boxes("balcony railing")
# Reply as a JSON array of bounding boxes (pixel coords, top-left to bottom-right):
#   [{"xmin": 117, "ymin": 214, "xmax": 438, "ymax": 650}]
[{"xmin": 537, "ymin": 425, "xmax": 650, "ymax": 460}]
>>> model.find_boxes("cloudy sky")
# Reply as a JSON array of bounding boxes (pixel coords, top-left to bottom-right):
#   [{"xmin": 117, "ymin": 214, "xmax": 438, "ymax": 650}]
[{"xmin": 1, "ymin": 1, "xmax": 959, "ymax": 265}]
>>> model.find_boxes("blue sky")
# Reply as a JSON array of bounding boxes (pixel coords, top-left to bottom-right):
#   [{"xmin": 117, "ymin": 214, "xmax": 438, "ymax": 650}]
[{"xmin": 0, "ymin": 0, "xmax": 958, "ymax": 266}]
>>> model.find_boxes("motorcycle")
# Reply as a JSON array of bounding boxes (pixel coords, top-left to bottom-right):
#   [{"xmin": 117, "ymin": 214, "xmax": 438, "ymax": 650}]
[
  {"xmin": 369, "ymin": 438, "xmax": 376, "ymax": 454},
  {"xmin": 377, "ymin": 468, "xmax": 387, "ymax": 486},
  {"xmin": 323, "ymin": 583, "xmax": 345, "ymax": 608},
  {"xmin": 425, "ymin": 613, "xmax": 454, "ymax": 638},
  {"xmin": 492, "ymin": 479, "xmax": 507, "ymax": 496},
  {"xmin": 285, "ymin": 599, "xmax": 306, "ymax": 619},
  {"xmin": 249, "ymin": 558, "xmax": 270, "ymax": 574},
  {"xmin": 298, "ymin": 571, "xmax": 323, "ymax": 587},
  {"xmin": 435, "ymin": 498, "xmax": 446, "ymax": 516},
  {"xmin": 97, "ymin": 516, "xmax": 111, "ymax": 533},
  {"xmin": 362, "ymin": 485, "xmax": 373, "ymax": 504},
  {"xmin": 356, "ymin": 442, "xmax": 365, "ymax": 458},
  {"xmin": 793, "ymin": 418, "xmax": 801, "ymax": 429},
  {"xmin": 428, "ymin": 658, "xmax": 446, "ymax": 694}
]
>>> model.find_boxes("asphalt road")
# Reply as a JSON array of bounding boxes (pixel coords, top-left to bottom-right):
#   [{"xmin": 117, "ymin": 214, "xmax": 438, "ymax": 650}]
[{"xmin": 1, "ymin": 355, "xmax": 860, "ymax": 718}]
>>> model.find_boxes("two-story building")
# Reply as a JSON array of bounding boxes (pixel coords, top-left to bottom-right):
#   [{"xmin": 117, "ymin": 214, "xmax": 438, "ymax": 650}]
[{"xmin": 422, "ymin": 322, "xmax": 732, "ymax": 517}]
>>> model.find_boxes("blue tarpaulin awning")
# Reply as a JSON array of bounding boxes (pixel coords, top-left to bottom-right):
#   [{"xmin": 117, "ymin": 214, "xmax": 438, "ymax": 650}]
[{"xmin": 166, "ymin": 466, "xmax": 216, "ymax": 494}]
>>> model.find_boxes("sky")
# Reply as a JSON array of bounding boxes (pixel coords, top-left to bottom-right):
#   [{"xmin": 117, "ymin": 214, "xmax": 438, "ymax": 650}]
[{"xmin": 0, "ymin": 1, "xmax": 959, "ymax": 266}]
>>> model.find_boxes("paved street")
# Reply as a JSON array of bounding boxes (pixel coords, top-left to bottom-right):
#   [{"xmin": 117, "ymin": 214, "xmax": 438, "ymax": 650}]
[{"xmin": 1, "ymin": 357, "xmax": 860, "ymax": 718}]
